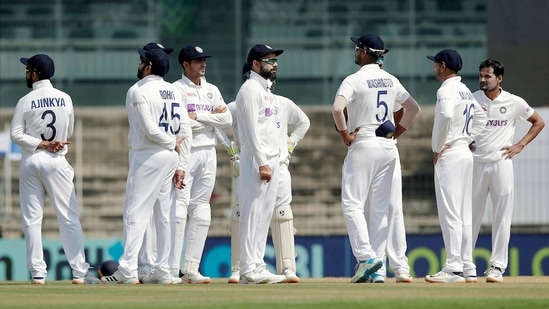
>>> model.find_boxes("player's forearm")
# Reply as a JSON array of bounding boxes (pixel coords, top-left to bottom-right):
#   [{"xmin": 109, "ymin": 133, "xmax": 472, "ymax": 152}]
[
  {"xmin": 517, "ymin": 115, "xmax": 545, "ymax": 148},
  {"xmin": 332, "ymin": 96, "xmax": 347, "ymax": 131}
]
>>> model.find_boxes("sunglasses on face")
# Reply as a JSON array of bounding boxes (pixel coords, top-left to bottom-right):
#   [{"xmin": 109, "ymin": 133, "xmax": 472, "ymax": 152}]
[{"xmin": 259, "ymin": 58, "xmax": 278, "ymax": 65}]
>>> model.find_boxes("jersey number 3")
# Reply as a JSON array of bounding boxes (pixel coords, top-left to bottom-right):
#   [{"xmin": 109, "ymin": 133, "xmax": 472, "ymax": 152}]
[{"xmin": 41, "ymin": 110, "xmax": 57, "ymax": 141}]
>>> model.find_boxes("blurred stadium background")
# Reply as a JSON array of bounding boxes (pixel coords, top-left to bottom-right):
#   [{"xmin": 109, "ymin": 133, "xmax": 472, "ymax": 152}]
[{"xmin": 0, "ymin": 0, "xmax": 548, "ymax": 242}]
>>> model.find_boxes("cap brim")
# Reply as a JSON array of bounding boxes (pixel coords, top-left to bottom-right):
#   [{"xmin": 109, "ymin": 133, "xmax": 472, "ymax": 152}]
[
  {"xmin": 426, "ymin": 55, "xmax": 436, "ymax": 62},
  {"xmin": 350, "ymin": 36, "xmax": 359, "ymax": 45},
  {"xmin": 20, "ymin": 58, "xmax": 29, "ymax": 66},
  {"xmin": 384, "ymin": 49, "xmax": 390, "ymax": 55},
  {"xmin": 163, "ymin": 48, "xmax": 175, "ymax": 55},
  {"xmin": 137, "ymin": 48, "xmax": 147, "ymax": 58},
  {"xmin": 191, "ymin": 54, "xmax": 212, "ymax": 59}
]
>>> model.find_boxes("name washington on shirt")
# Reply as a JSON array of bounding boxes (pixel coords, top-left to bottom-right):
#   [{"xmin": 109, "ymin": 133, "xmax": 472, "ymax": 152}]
[{"xmin": 366, "ymin": 78, "xmax": 394, "ymax": 88}]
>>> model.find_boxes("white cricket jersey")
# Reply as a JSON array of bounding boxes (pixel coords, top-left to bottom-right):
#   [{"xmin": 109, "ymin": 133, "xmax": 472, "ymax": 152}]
[
  {"xmin": 431, "ymin": 76, "xmax": 487, "ymax": 153},
  {"xmin": 10, "ymin": 80, "xmax": 74, "ymax": 155},
  {"xmin": 274, "ymin": 94, "xmax": 310, "ymax": 164},
  {"xmin": 472, "ymin": 88, "xmax": 534, "ymax": 162},
  {"xmin": 127, "ymin": 75, "xmax": 191, "ymax": 169},
  {"xmin": 336, "ymin": 64, "xmax": 410, "ymax": 139},
  {"xmin": 235, "ymin": 71, "xmax": 279, "ymax": 167},
  {"xmin": 172, "ymin": 75, "xmax": 232, "ymax": 148}
]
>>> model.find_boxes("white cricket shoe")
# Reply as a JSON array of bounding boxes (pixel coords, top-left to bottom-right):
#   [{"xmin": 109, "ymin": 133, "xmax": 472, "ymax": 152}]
[
  {"xmin": 228, "ymin": 268, "xmax": 240, "ymax": 284},
  {"xmin": 240, "ymin": 269, "xmax": 286, "ymax": 284},
  {"xmin": 31, "ymin": 277, "xmax": 46, "ymax": 285},
  {"xmin": 141, "ymin": 271, "xmax": 179, "ymax": 284},
  {"xmin": 368, "ymin": 273, "xmax": 385, "ymax": 283},
  {"xmin": 350, "ymin": 257, "xmax": 383, "ymax": 283},
  {"xmin": 72, "ymin": 269, "xmax": 100, "ymax": 284},
  {"xmin": 464, "ymin": 274, "xmax": 478, "ymax": 283},
  {"xmin": 138, "ymin": 269, "xmax": 150, "ymax": 282},
  {"xmin": 395, "ymin": 268, "xmax": 413, "ymax": 283},
  {"xmin": 425, "ymin": 270, "xmax": 465, "ymax": 283},
  {"xmin": 181, "ymin": 271, "xmax": 211, "ymax": 284},
  {"xmin": 283, "ymin": 269, "xmax": 300, "ymax": 283},
  {"xmin": 100, "ymin": 270, "xmax": 140, "ymax": 284},
  {"xmin": 485, "ymin": 266, "xmax": 503, "ymax": 283}
]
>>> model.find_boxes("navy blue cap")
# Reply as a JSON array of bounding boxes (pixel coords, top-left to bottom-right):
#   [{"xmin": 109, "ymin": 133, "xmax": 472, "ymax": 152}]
[
  {"xmin": 375, "ymin": 120, "xmax": 396, "ymax": 138},
  {"xmin": 20, "ymin": 54, "xmax": 55, "ymax": 78},
  {"xmin": 142, "ymin": 42, "xmax": 174, "ymax": 55},
  {"xmin": 426, "ymin": 49, "xmax": 463, "ymax": 72},
  {"xmin": 350, "ymin": 34, "xmax": 389, "ymax": 55},
  {"xmin": 178, "ymin": 45, "xmax": 212, "ymax": 63},
  {"xmin": 138, "ymin": 48, "xmax": 170, "ymax": 76},
  {"xmin": 246, "ymin": 44, "xmax": 284, "ymax": 65}
]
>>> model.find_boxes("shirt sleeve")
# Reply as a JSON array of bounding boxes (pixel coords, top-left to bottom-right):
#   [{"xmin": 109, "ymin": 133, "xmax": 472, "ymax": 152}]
[{"xmin": 10, "ymin": 98, "xmax": 41, "ymax": 152}]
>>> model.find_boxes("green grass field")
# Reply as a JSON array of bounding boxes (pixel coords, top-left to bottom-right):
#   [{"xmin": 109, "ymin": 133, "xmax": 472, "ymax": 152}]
[{"xmin": 1, "ymin": 277, "xmax": 548, "ymax": 309}]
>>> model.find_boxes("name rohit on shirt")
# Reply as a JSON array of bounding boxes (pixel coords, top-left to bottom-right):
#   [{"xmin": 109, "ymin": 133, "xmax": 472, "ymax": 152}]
[
  {"xmin": 159, "ymin": 90, "xmax": 175, "ymax": 100},
  {"xmin": 31, "ymin": 98, "xmax": 66, "ymax": 109},
  {"xmin": 366, "ymin": 78, "xmax": 394, "ymax": 88}
]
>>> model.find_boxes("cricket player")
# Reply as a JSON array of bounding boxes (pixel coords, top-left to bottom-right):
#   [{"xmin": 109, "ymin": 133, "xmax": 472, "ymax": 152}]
[
  {"xmin": 425, "ymin": 49, "xmax": 487, "ymax": 283},
  {"xmin": 10, "ymin": 54, "xmax": 99, "ymax": 285},
  {"xmin": 235, "ymin": 44, "xmax": 287, "ymax": 284},
  {"xmin": 471, "ymin": 58, "xmax": 545, "ymax": 283},
  {"xmin": 332, "ymin": 34, "xmax": 420, "ymax": 283},
  {"xmin": 224, "ymin": 63, "xmax": 310, "ymax": 283},
  {"xmin": 127, "ymin": 42, "xmax": 176, "ymax": 283},
  {"xmin": 102, "ymin": 48, "xmax": 191, "ymax": 284},
  {"xmin": 170, "ymin": 45, "xmax": 232, "ymax": 284}
]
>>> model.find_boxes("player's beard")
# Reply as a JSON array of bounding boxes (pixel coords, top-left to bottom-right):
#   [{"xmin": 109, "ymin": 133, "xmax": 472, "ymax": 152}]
[
  {"xmin": 25, "ymin": 76, "xmax": 33, "ymax": 88},
  {"xmin": 480, "ymin": 82, "xmax": 496, "ymax": 91},
  {"xmin": 137, "ymin": 66, "xmax": 146, "ymax": 79},
  {"xmin": 258, "ymin": 64, "xmax": 273, "ymax": 80}
]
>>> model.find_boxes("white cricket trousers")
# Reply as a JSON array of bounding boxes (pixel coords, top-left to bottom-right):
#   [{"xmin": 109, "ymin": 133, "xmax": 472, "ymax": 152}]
[
  {"xmin": 19, "ymin": 151, "xmax": 90, "ymax": 279},
  {"xmin": 434, "ymin": 146, "xmax": 475, "ymax": 274},
  {"xmin": 367, "ymin": 150, "xmax": 410, "ymax": 275},
  {"xmin": 472, "ymin": 159, "xmax": 514, "ymax": 272},
  {"xmin": 118, "ymin": 148, "xmax": 178, "ymax": 280},
  {"xmin": 238, "ymin": 147, "xmax": 280, "ymax": 275},
  {"xmin": 342, "ymin": 138, "xmax": 396, "ymax": 262}
]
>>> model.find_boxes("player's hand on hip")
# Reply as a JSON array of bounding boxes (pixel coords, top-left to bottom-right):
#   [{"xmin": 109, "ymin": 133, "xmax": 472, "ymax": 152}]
[
  {"xmin": 501, "ymin": 144, "xmax": 523, "ymax": 159},
  {"xmin": 173, "ymin": 170, "xmax": 186, "ymax": 189},
  {"xmin": 259, "ymin": 165, "xmax": 272, "ymax": 182},
  {"xmin": 433, "ymin": 152, "xmax": 440, "ymax": 165},
  {"xmin": 340, "ymin": 127, "xmax": 359, "ymax": 147},
  {"xmin": 469, "ymin": 141, "xmax": 476, "ymax": 152}
]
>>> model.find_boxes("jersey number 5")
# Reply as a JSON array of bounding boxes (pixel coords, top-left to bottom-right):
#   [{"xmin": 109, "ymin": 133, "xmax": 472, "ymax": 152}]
[{"xmin": 376, "ymin": 90, "xmax": 389, "ymax": 123}]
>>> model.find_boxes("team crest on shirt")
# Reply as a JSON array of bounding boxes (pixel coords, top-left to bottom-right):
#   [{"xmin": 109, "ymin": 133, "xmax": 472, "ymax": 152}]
[{"xmin": 500, "ymin": 107, "xmax": 507, "ymax": 114}]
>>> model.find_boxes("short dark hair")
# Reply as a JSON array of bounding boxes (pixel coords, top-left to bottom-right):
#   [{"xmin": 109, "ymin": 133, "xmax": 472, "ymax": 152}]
[{"xmin": 479, "ymin": 58, "xmax": 504, "ymax": 77}]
